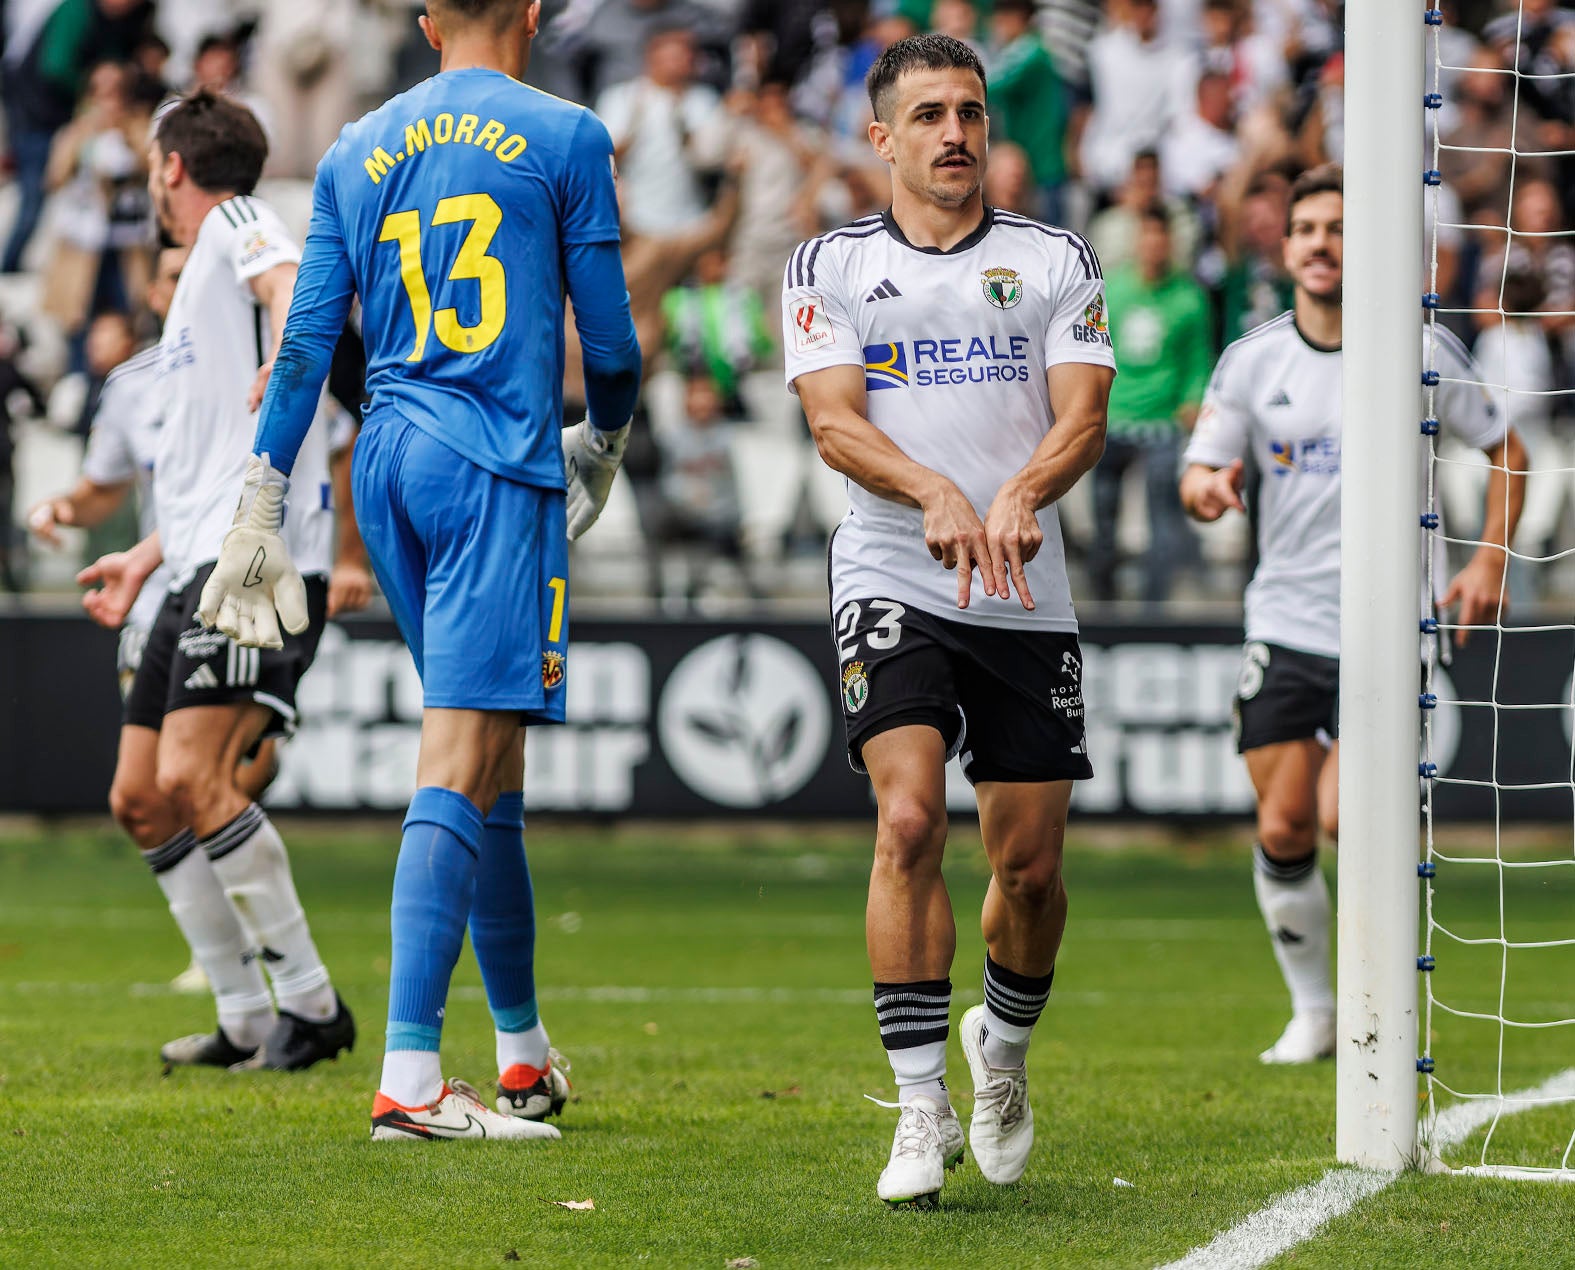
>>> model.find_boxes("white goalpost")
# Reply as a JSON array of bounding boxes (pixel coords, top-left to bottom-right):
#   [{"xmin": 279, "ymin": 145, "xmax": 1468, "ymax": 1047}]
[
  {"xmin": 1338, "ymin": 0, "xmax": 1424, "ymax": 1172},
  {"xmin": 1341, "ymin": 0, "xmax": 1575, "ymax": 1179}
]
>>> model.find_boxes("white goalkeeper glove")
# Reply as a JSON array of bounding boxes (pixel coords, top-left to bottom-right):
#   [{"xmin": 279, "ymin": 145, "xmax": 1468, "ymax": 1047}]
[
  {"xmin": 197, "ymin": 453, "xmax": 308, "ymax": 650},
  {"xmin": 562, "ymin": 418, "xmax": 631, "ymax": 541}
]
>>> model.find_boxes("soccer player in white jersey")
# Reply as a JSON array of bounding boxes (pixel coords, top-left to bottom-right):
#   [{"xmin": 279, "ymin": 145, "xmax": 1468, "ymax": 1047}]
[
  {"xmin": 1180, "ymin": 165, "xmax": 1527, "ymax": 1064},
  {"xmin": 784, "ymin": 34, "xmax": 1114, "ymax": 1207},
  {"xmin": 77, "ymin": 92, "xmax": 356, "ymax": 1072},
  {"xmin": 36, "ymin": 244, "xmax": 371, "ymax": 995}
]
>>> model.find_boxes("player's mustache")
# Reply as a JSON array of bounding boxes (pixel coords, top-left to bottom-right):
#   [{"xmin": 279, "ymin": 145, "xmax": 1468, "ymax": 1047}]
[{"xmin": 934, "ymin": 147, "xmax": 975, "ymax": 166}]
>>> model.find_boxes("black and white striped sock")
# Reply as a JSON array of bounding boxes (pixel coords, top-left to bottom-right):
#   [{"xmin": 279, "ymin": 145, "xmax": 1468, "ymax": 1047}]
[
  {"xmin": 874, "ymin": 978, "xmax": 951, "ymax": 1105},
  {"xmin": 981, "ymin": 955, "xmax": 1054, "ymax": 1069}
]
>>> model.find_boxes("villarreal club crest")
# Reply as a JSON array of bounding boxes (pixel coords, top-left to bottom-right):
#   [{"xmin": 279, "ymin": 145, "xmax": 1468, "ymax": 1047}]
[
  {"xmin": 542, "ymin": 649, "xmax": 566, "ymax": 690},
  {"xmin": 981, "ymin": 266, "xmax": 1023, "ymax": 310}
]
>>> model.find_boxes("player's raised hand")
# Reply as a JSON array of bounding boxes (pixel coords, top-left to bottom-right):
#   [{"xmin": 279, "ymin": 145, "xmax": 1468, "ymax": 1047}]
[
  {"xmin": 563, "ymin": 418, "xmax": 631, "ymax": 540},
  {"xmin": 78, "ymin": 549, "xmax": 149, "ymax": 629},
  {"xmin": 198, "ymin": 453, "xmax": 308, "ymax": 650},
  {"xmin": 1184, "ymin": 459, "xmax": 1246, "ymax": 522},
  {"xmin": 983, "ymin": 480, "xmax": 1043, "ymax": 612},
  {"xmin": 920, "ymin": 477, "xmax": 997, "ymax": 609}
]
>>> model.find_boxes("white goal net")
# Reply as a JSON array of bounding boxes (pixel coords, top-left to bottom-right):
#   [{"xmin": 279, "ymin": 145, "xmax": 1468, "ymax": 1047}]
[{"xmin": 1422, "ymin": 0, "xmax": 1575, "ymax": 1180}]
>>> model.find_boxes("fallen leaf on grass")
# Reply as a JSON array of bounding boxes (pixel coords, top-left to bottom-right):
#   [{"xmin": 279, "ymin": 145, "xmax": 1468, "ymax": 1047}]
[
  {"xmin": 504, "ymin": 1251, "xmax": 521, "ymax": 1262},
  {"xmin": 758, "ymin": 1086, "xmax": 801, "ymax": 1099},
  {"xmin": 540, "ymin": 1198, "xmax": 596, "ymax": 1211},
  {"xmin": 726, "ymin": 1259, "xmax": 759, "ymax": 1268}
]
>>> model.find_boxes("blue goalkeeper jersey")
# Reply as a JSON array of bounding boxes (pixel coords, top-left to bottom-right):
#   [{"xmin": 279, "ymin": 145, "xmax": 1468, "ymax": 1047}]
[{"xmin": 256, "ymin": 68, "xmax": 632, "ymax": 488}]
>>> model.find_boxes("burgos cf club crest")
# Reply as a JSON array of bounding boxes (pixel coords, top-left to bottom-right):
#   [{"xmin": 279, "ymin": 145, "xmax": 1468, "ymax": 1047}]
[
  {"xmin": 842, "ymin": 661, "xmax": 869, "ymax": 713},
  {"xmin": 863, "ymin": 342, "xmax": 909, "ymax": 391},
  {"xmin": 981, "ymin": 266, "xmax": 1023, "ymax": 309},
  {"xmin": 541, "ymin": 649, "xmax": 566, "ymax": 690}
]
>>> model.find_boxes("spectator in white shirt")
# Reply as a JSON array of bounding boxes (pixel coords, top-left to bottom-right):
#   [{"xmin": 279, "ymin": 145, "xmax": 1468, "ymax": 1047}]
[
  {"xmin": 1076, "ymin": 0, "xmax": 1196, "ymax": 199},
  {"xmin": 1161, "ymin": 69, "xmax": 1240, "ymax": 202},
  {"xmin": 595, "ymin": 24, "xmax": 730, "ymax": 237}
]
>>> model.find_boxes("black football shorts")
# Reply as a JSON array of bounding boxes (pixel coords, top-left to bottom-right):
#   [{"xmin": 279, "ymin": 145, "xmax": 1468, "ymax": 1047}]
[
  {"xmin": 1232, "ymin": 640, "xmax": 1340, "ymax": 754},
  {"xmin": 831, "ymin": 596, "xmax": 1093, "ymax": 785},
  {"xmin": 123, "ymin": 562, "xmax": 328, "ymax": 739}
]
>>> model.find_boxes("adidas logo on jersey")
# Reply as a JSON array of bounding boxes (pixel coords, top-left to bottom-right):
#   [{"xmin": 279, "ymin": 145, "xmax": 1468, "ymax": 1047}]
[
  {"xmin": 1267, "ymin": 389, "xmax": 1293, "ymax": 406},
  {"xmin": 864, "ymin": 279, "xmax": 902, "ymax": 303},
  {"xmin": 184, "ymin": 664, "xmax": 220, "ymax": 691}
]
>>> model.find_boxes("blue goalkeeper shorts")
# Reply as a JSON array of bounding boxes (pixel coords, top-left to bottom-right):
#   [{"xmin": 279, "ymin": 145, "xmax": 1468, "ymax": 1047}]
[{"xmin": 352, "ymin": 409, "xmax": 569, "ymax": 722}]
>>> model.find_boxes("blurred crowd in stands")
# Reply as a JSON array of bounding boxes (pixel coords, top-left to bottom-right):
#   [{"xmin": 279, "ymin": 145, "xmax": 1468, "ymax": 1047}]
[{"xmin": 0, "ymin": 0, "xmax": 1569, "ymax": 613}]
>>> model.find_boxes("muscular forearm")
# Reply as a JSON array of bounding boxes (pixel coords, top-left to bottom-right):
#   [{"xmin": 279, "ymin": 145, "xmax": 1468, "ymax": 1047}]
[
  {"xmin": 808, "ymin": 405, "xmax": 949, "ymax": 509},
  {"xmin": 1007, "ymin": 412, "xmax": 1106, "ymax": 510},
  {"xmin": 54, "ymin": 478, "xmax": 129, "ymax": 530}
]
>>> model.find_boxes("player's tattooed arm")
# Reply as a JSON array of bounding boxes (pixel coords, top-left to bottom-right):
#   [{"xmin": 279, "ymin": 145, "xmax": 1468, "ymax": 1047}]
[
  {"xmin": 797, "ymin": 363, "xmax": 1000, "ymax": 609},
  {"xmin": 1443, "ymin": 426, "xmax": 1527, "ymax": 646},
  {"xmin": 77, "ymin": 531, "xmax": 162, "ymax": 629}
]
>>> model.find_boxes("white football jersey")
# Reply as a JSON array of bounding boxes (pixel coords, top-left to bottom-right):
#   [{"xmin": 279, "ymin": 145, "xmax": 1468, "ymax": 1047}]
[
  {"xmin": 154, "ymin": 194, "xmax": 334, "ymax": 588},
  {"xmin": 1185, "ymin": 314, "xmax": 1503, "ymax": 658},
  {"xmin": 80, "ymin": 345, "xmax": 170, "ymax": 631},
  {"xmin": 783, "ymin": 208, "xmax": 1117, "ymax": 631}
]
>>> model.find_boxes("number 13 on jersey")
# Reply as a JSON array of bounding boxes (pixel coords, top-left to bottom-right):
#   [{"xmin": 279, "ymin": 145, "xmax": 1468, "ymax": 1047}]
[{"xmin": 379, "ymin": 192, "xmax": 506, "ymax": 362}]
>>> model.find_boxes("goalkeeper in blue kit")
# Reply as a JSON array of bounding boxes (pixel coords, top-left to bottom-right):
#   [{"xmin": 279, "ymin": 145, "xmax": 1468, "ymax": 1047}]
[{"xmin": 200, "ymin": 0, "xmax": 641, "ymax": 1140}]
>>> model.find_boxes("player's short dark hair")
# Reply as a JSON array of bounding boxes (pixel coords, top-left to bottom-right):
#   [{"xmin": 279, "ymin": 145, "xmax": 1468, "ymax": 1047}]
[
  {"xmin": 866, "ymin": 33, "xmax": 987, "ymax": 124},
  {"xmin": 154, "ymin": 90, "xmax": 268, "ymax": 196},
  {"xmin": 427, "ymin": 0, "xmax": 527, "ymax": 29},
  {"xmin": 1286, "ymin": 163, "xmax": 1343, "ymax": 233}
]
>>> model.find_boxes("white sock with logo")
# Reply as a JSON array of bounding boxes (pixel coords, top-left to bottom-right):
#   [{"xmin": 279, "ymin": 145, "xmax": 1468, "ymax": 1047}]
[
  {"xmin": 143, "ymin": 829, "xmax": 274, "ymax": 1048},
  {"xmin": 200, "ymin": 804, "xmax": 338, "ymax": 1022},
  {"xmin": 1253, "ymin": 843, "xmax": 1334, "ymax": 1016}
]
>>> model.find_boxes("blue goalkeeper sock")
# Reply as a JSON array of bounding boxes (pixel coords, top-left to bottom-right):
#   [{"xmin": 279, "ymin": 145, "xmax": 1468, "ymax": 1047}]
[
  {"xmin": 381, "ymin": 786, "xmax": 482, "ymax": 1106},
  {"xmin": 469, "ymin": 792, "xmax": 548, "ymax": 1072}
]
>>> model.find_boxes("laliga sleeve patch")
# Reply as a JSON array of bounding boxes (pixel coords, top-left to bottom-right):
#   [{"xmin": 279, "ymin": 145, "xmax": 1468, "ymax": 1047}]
[{"xmin": 791, "ymin": 294, "xmax": 835, "ymax": 353}]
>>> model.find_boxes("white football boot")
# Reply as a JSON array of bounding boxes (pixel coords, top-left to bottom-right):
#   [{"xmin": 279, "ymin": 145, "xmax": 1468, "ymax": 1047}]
[
  {"xmin": 1259, "ymin": 1008, "xmax": 1336, "ymax": 1064},
  {"xmin": 371, "ymin": 1077, "xmax": 563, "ymax": 1142},
  {"xmin": 959, "ymin": 1005, "xmax": 1034, "ymax": 1184},
  {"xmin": 872, "ymin": 1094, "xmax": 965, "ymax": 1209}
]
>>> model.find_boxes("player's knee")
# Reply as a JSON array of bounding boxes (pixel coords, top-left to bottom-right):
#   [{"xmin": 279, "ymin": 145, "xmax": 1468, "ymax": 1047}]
[
  {"xmin": 994, "ymin": 851, "xmax": 1064, "ymax": 912},
  {"xmin": 109, "ymin": 779, "xmax": 169, "ymax": 848},
  {"xmin": 874, "ymin": 797, "xmax": 947, "ymax": 875},
  {"xmin": 155, "ymin": 752, "xmax": 225, "ymax": 821},
  {"xmin": 1259, "ymin": 809, "xmax": 1316, "ymax": 858}
]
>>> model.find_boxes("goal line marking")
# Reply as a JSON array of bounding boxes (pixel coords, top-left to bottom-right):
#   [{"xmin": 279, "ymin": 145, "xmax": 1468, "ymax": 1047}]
[{"xmin": 1156, "ymin": 1069, "xmax": 1575, "ymax": 1270}]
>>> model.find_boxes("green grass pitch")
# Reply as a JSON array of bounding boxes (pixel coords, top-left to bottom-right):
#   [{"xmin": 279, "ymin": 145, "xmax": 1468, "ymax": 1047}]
[{"xmin": 0, "ymin": 825, "xmax": 1571, "ymax": 1268}]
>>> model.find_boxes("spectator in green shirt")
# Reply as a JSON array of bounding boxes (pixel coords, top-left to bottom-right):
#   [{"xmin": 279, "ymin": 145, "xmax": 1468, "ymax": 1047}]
[
  {"xmin": 1090, "ymin": 203, "xmax": 1214, "ymax": 603},
  {"xmin": 661, "ymin": 248, "xmax": 775, "ymax": 413},
  {"xmin": 988, "ymin": 0, "xmax": 1070, "ymax": 223}
]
